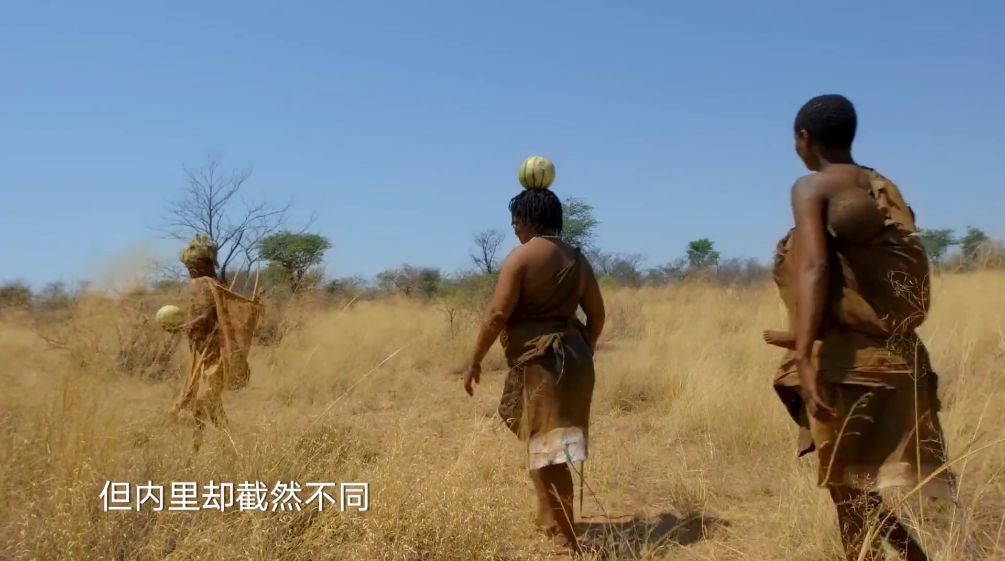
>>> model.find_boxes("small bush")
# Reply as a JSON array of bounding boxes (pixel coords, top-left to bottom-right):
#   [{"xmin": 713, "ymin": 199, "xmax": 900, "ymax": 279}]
[{"xmin": 0, "ymin": 280, "xmax": 32, "ymax": 309}]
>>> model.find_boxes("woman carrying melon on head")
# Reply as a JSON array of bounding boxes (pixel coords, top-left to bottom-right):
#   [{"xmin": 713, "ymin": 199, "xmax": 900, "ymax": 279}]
[{"xmin": 461, "ymin": 156, "xmax": 606, "ymax": 555}]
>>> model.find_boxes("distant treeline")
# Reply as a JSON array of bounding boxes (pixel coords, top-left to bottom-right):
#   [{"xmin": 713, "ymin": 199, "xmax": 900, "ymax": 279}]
[{"xmin": 2, "ymin": 156, "xmax": 1002, "ymax": 310}]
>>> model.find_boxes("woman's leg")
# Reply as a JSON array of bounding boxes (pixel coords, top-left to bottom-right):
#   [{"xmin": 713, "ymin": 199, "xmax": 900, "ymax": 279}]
[
  {"xmin": 192, "ymin": 402, "xmax": 207, "ymax": 453},
  {"xmin": 531, "ymin": 463, "xmax": 580, "ymax": 553},
  {"xmin": 830, "ymin": 485, "xmax": 881, "ymax": 561},
  {"xmin": 829, "ymin": 486, "xmax": 928, "ymax": 561},
  {"xmin": 530, "ymin": 468, "xmax": 558, "ymax": 536},
  {"xmin": 868, "ymin": 491, "xmax": 928, "ymax": 561}
]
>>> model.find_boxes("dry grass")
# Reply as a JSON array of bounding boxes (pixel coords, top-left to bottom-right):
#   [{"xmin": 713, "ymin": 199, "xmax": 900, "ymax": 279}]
[{"xmin": 1, "ymin": 272, "xmax": 1003, "ymax": 560}]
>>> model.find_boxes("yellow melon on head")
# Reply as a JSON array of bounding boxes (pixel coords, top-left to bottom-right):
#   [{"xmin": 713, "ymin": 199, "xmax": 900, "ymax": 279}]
[{"xmin": 518, "ymin": 155, "xmax": 555, "ymax": 190}]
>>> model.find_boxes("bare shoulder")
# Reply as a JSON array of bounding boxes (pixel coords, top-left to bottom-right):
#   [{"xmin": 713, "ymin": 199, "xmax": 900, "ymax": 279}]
[
  {"xmin": 790, "ymin": 173, "xmax": 826, "ymax": 200},
  {"xmin": 500, "ymin": 244, "xmax": 532, "ymax": 272},
  {"xmin": 794, "ymin": 172, "xmax": 828, "ymax": 188},
  {"xmin": 792, "ymin": 171, "xmax": 854, "ymax": 201}
]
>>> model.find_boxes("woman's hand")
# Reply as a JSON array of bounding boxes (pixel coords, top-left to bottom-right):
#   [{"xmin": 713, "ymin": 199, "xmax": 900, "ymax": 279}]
[
  {"xmin": 796, "ymin": 357, "xmax": 835, "ymax": 421},
  {"xmin": 463, "ymin": 363, "xmax": 482, "ymax": 397}
]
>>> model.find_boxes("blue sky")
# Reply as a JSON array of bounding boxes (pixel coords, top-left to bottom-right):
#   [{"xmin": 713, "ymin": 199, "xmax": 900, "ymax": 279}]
[{"xmin": 2, "ymin": 1, "xmax": 1003, "ymax": 287}]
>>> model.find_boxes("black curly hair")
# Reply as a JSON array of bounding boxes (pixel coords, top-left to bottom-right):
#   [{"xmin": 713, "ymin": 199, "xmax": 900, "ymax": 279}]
[{"xmin": 794, "ymin": 94, "xmax": 857, "ymax": 149}]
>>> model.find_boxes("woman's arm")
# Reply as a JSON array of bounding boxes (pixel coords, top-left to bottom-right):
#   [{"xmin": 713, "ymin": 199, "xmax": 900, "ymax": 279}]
[
  {"xmin": 185, "ymin": 278, "xmax": 217, "ymax": 339},
  {"xmin": 791, "ymin": 177, "xmax": 836, "ymax": 420},
  {"xmin": 463, "ymin": 249, "xmax": 524, "ymax": 396},
  {"xmin": 579, "ymin": 259, "xmax": 605, "ymax": 353}
]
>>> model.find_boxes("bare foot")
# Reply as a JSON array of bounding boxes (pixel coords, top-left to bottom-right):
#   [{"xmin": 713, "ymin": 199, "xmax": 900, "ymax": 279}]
[
  {"xmin": 539, "ymin": 539, "xmax": 584, "ymax": 557},
  {"xmin": 535, "ymin": 527, "xmax": 585, "ymax": 557},
  {"xmin": 539, "ymin": 525, "xmax": 561, "ymax": 539},
  {"xmin": 762, "ymin": 329, "xmax": 796, "ymax": 349}
]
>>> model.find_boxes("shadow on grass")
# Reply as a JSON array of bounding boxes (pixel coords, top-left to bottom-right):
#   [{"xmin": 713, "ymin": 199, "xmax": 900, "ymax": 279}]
[{"xmin": 574, "ymin": 511, "xmax": 726, "ymax": 558}]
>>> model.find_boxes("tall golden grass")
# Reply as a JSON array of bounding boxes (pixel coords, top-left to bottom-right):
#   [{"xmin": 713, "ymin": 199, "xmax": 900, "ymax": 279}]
[{"xmin": 1, "ymin": 272, "xmax": 1003, "ymax": 560}]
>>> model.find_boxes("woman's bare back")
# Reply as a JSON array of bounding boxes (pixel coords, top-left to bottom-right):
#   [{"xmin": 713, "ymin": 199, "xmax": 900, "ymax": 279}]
[
  {"xmin": 512, "ymin": 237, "xmax": 585, "ymax": 321},
  {"xmin": 521, "ymin": 237, "xmax": 582, "ymax": 287}
]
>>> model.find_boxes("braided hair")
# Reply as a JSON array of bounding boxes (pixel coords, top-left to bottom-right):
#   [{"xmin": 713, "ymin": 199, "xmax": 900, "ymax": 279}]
[{"xmin": 509, "ymin": 189, "xmax": 563, "ymax": 235}]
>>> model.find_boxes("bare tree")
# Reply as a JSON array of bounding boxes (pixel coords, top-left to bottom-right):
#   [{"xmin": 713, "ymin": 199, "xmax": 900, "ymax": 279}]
[
  {"xmin": 587, "ymin": 250, "xmax": 645, "ymax": 286},
  {"xmin": 470, "ymin": 229, "xmax": 506, "ymax": 275},
  {"xmin": 377, "ymin": 265, "xmax": 442, "ymax": 298},
  {"xmin": 148, "ymin": 258, "xmax": 188, "ymax": 291},
  {"xmin": 162, "ymin": 155, "xmax": 293, "ymax": 282}
]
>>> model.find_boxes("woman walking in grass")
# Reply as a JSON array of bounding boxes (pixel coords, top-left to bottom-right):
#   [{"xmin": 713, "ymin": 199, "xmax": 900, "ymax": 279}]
[
  {"xmin": 766, "ymin": 94, "xmax": 954, "ymax": 561},
  {"xmin": 462, "ymin": 186, "xmax": 605, "ymax": 555}
]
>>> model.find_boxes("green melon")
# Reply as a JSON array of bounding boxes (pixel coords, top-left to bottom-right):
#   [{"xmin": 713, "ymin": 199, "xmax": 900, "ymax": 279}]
[
  {"xmin": 156, "ymin": 304, "xmax": 184, "ymax": 332},
  {"xmin": 518, "ymin": 155, "xmax": 555, "ymax": 189}
]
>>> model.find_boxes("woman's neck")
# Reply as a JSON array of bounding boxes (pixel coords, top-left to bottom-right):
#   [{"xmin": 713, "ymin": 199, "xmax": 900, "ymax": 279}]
[{"xmin": 816, "ymin": 148, "xmax": 856, "ymax": 170}]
